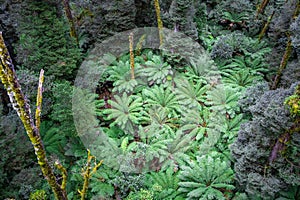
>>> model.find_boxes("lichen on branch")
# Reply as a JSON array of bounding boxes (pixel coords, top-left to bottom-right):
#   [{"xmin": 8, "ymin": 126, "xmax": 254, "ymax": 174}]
[{"xmin": 0, "ymin": 32, "xmax": 67, "ymax": 200}]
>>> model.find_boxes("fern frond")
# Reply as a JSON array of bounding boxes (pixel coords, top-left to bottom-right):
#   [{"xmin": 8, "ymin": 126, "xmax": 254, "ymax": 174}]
[
  {"xmin": 143, "ymin": 85, "xmax": 180, "ymax": 116},
  {"xmin": 104, "ymin": 93, "xmax": 143, "ymax": 134},
  {"xmin": 176, "ymin": 79, "xmax": 207, "ymax": 109},
  {"xmin": 205, "ymin": 85, "xmax": 240, "ymax": 118},
  {"xmin": 142, "ymin": 55, "xmax": 173, "ymax": 86},
  {"xmin": 178, "ymin": 152, "xmax": 234, "ymax": 200},
  {"xmin": 223, "ymin": 69, "xmax": 263, "ymax": 89},
  {"xmin": 180, "ymin": 106, "xmax": 210, "ymax": 141}
]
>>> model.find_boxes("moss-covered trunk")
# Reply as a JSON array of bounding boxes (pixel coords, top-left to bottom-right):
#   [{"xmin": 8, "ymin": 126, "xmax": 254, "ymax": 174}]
[{"xmin": 0, "ymin": 32, "xmax": 67, "ymax": 200}]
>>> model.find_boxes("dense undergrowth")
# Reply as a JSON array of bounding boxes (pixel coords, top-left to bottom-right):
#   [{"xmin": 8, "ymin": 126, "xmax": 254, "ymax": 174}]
[{"xmin": 0, "ymin": 0, "xmax": 299, "ymax": 199}]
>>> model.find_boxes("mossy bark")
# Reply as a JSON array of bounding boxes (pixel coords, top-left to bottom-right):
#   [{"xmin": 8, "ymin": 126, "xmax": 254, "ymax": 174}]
[
  {"xmin": 272, "ymin": 2, "xmax": 300, "ymax": 89},
  {"xmin": 78, "ymin": 150, "xmax": 103, "ymax": 200},
  {"xmin": 0, "ymin": 32, "xmax": 67, "ymax": 200},
  {"xmin": 129, "ymin": 32, "xmax": 135, "ymax": 80},
  {"xmin": 256, "ymin": 0, "xmax": 270, "ymax": 18},
  {"xmin": 62, "ymin": 0, "xmax": 78, "ymax": 43},
  {"xmin": 258, "ymin": 11, "xmax": 275, "ymax": 41},
  {"xmin": 154, "ymin": 0, "xmax": 164, "ymax": 46}
]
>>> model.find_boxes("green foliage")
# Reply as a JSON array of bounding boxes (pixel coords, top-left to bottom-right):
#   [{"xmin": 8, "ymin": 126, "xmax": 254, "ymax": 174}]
[
  {"xmin": 104, "ymin": 93, "xmax": 144, "ymax": 134},
  {"xmin": 183, "ymin": 58, "xmax": 216, "ymax": 83},
  {"xmin": 206, "ymin": 85, "xmax": 241, "ymax": 118},
  {"xmin": 222, "ymin": 69, "xmax": 262, "ymax": 89},
  {"xmin": 145, "ymin": 168, "xmax": 182, "ymax": 199},
  {"xmin": 142, "ymin": 55, "xmax": 173, "ymax": 86},
  {"xmin": 178, "ymin": 152, "xmax": 235, "ymax": 200},
  {"xmin": 126, "ymin": 189, "xmax": 154, "ymax": 200},
  {"xmin": 17, "ymin": 0, "xmax": 81, "ymax": 79},
  {"xmin": 143, "ymin": 85, "xmax": 180, "ymax": 116},
  {"xmin": 222, "ymin": 11, "xmax": 249, "ymax": 23},
  {"xmin": 30, "ymin": 190, "xmax": 47, "ymax": 200},
  {"xmin": 180, "ymin": 106, "xmax": 209, "ymax": 141},
  {"xmin": 176, "ymin": 79, "xmax": 207, "ymax": 109},
  {"xmin": 89, "ymin": 166, "xmax": 116, "ymax": 199},
  {"xmin": 142, "ymin": 106, "xmax": 177, "ymax": 137},
  {"xmin": 39, "ymin": 121, "xmax": 67, "ymax": 158},
  {"xmin": 106, "ymin": 60, "xmax": 140, "ymax": 93},
  {"xmin": 158, "ymin": 130, "xmax": 194, "ymax": 171},
  {"xmin": 50, "ymin": 80, "xmax": 77, "ymax": 137},
  {"xmin": 2, "ymin": 0, "xmax": 299, "ymax": 198}
]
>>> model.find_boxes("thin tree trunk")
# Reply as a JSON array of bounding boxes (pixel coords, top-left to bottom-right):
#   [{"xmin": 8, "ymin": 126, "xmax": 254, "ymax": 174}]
[
  {"xmin": 62, "ymin": 0, "xmax": 78, "ymax": 43},
  {"xmin": 129, "ymin": 32, "xmax": 135, "ymax": 79},
  {"xmin": 0, "ymin": 32, "xmax": 68, "ymax": 200},
  {"xmin": 154, "ymin": 0, "xmax": 163, "ymax": 46},
  {"xmin": 256, "ymin": 0, "xmax": 270, "ymax": 18}
]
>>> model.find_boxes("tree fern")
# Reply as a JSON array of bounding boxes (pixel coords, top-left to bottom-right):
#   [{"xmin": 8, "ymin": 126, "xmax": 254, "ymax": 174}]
[
  {"xmin": 176, "ymin": 79, "xmax": 207, "ymax": 109},
  {"xmin": 142, "ymin": 85, "xmax": 180, "ymax": 117},
  {"xmin": 205, "ymin": 85, "xmax": 240, "ymax": 118},
  {"xmin": 146, "ymin": 168, "xmax": 182, "ymax": 199},
  {"xmin": 222, "ymin": 68, "xmax": 262, "ymax": 90},
  {"xmin": 142, "ymin": 55, "xmax": 173, "ymax": 86},
  {"xmin": 104, "ymin": 93, "xmax": 143, "ymax": 134},
  {"xmin": 178, "ymin": 152, "xmax": 235, "ymax": 200},
  {"xmin": 106, "ymin": 60, "xmax": 145, "ymax": 93},
  {"xmin": 180, "ymin": 106, "xmax": 210, "ymax": 141}
]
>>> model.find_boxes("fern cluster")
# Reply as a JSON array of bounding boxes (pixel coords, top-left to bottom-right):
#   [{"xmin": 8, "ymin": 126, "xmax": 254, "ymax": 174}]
[
  {"xmin": 91, "ymin": 48, "xmax": 257, "ymax": 198},
  {"xmin": 178, "ymin": 152, "xmax": 235, "ymax": 200}
]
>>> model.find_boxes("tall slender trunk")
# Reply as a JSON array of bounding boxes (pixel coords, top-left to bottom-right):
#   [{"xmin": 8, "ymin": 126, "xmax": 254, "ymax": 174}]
[
  {"xmin": 154, "ymin": 0, "xmax": 163, "ymax": 46},
  {"xmin": 62, "ymin": 0, "xmax": 78, "ymax": 44},
  {"xmin": 0, "ymin": 32, "xmax": 68, "ymax": 200}
]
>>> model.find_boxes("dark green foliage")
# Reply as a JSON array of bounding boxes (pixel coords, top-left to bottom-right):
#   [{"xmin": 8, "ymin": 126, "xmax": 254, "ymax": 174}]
[
  {"xmin": 164, "ymin": 0, "xmax": 199, "ymax": 39},
  {"xmin": 71, "ymin": 0, "xmax": 137, "ymax": 47},
  {"xmin": 178, "ymin": 152, "xmax": 235, "ymax": 200},
  {"xmin": 16, "ymin": 0, "xmax": 81, "ymax": 79},
  {"xmin": 210, "ymin": 0, "xmax": 255, "ymax": 34},
  {"xmin": 145, "ymin": 168, "xmax": 182, "ymax": 199},
  {"xmin": 0, "ymin": 110, "xmax": 45, "ymax": 199},
  {"xmin": 1, "ymin": 0, "xmax": 300, "ymax": 199},
  {"xmin": 40, "ymin": 121, "xmax": 67, "ymax": 158},
  {"xmin": 50, "ymin": 81, "xmax": 77, "ymax": 137}
]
